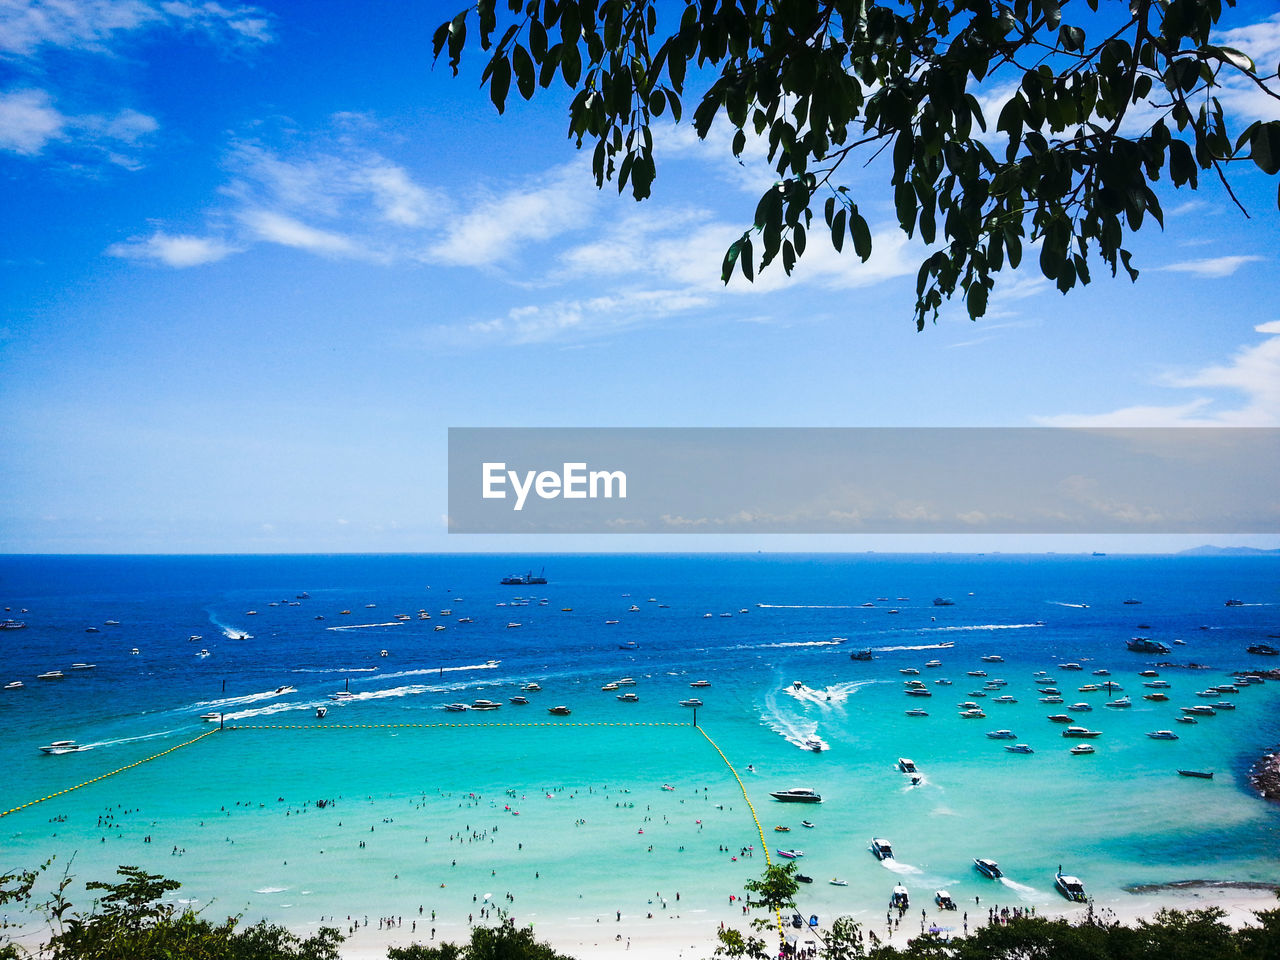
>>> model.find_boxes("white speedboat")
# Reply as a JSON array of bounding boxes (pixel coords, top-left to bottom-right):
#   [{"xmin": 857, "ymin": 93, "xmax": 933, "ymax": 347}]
[
  {"xmin": 1062, "ymin": 727, "xmax": 1102, "ymax": 738},
  {"xmin": 1055, "ymin": 872, "xmax": 1088, "ymax": 902},
  {"xmin": 443, "ymin": 702, "xmax": 469, "ymax": 712},
  {"xmin": 1105, "ymin": 696, "xmax": 1132, "ymax": 708},
  {"xmin": 522, "ymin": 682, "xmax": 542, "ymax": 691},
  {"xmin": 1070, "ymin": 744, "xmax": 1096, "ymax": 755},
  {"xmin": 690, "ymin": 679, "xmax": 712, "ymax": 688},
  {"xmin": 601, "ymin": 682, "xmax": 620, "ymax": 691},
  {"xmin": 935, "ymin": 890, "xmax": 957, "ymax": 910},
  {"xmin": 547, "ymin": 705, "xmax": 571, "ymax": 715},
  {"xmin": 904, "ymin": 708, "xmax": 929, "ymax": 717},
  {"xmin": 69, "ymin": 663, "xmax": 96, "ymax": 670},
  {"xmin": 273, "ymin": 685, "xmax": 296, "ymax": 695},
  {"xmin": 616, "ymin": 677, "xmax": 637, "ymax": 686},
  {"xmin": 200, "ymin": 712, "xmax": 221, "ymax": 721},
  {"xmin": 4, "ymin": 681, "xmax": 24, "ymax": 690},
  {"xmin": 328, "ymin": 691, "xmax": 355, "ymax": 701},
  {"xmin": 1147, "ymin": 730, "xmax": 1179, "ymax": 740},
  {"xmin": 36, "ymin": 671, "xmax": 65, "ymax": 680},
  {"xmin": 980, "ymin": 655, "xmax": 1004, "ymax": 662},
  {"xmin": 616, "ymin": 692, "xmax": 639, "ymax": 702},
  {"xmin": 897, "ymin": 758, "xmax": 917, "ymax": 773},
  {"xmin": 803, "ymin": 737, "xmax": 824, "ymax": 752},
  {"xmin": 40, "ymin": 740, "xmax": 90, "ymax": 754},
  {"xmin": 471, "ymin": 699, "xmax": 502, "ymax": 710},
  {"xmin": 509, "ymin": 696, "xmax": 530, "ymax": 705},
  {"xmin": 974, "ymin": 858, "xmax": 1003, "ymax": 879},
  {"xmin": 680, "ymin": 698, "xmax": 704, "ymax": 707},
  {"xmin": 993, "ymin": 695, "xmax": 1018, "ymax": 704},
  {"xmin": 1068, "ymin": 702, "xmax": 1093, "ymax": 712},
  {"xmin": 1005, "ymin": 743, "xmax": 1034, "ymax": 754},
  {"xmin": 890, "ymin": 885, "xmax": 910, "ymax": 909},
  {"xmin": 986, "ymin": 730, "xmax": 1017, "ymax": 739},
  {"xmin": 870, "ymin": 837, "xmax": 894, "ymax": 860},
  {"xmin": 769, "ymin": 787, "xmax": 822, "ymax": 803}
]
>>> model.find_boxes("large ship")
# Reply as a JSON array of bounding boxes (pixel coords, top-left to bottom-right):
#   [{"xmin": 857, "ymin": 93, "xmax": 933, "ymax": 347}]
[
  {"xmin": 1126, "ymin": 636, "xmax": 1170, "ymax": 654},
  {"xmin": 501, "ymin": 569, "xmax": 548, "ymax": 585}
]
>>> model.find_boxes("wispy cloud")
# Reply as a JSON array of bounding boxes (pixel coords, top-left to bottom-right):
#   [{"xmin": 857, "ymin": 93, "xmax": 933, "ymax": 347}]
[
  {"xmin": 1157, "ymin": 255, "xmax": 1265, "ymax": 278},
  {"xmin": 107, "ymin": 230, "xmax": 239, "ymax": 266},
  {"xmin": 1040, "ymin": 321, "xmax": 1280, "ymax": 426},
  {"xmin": 426, "ymin": 162, "xmax": 597, "ymax": 267},
  {"xmin": 0, "ymin": 0, "xmax": 273, "ymax": 57},
  {"xmin": 238, "ymin": 209, "xmax": 356, "ymax": 256},
  {"xmin": 0, "ymin": 87, "xmax": 156, "ymax": 164}
]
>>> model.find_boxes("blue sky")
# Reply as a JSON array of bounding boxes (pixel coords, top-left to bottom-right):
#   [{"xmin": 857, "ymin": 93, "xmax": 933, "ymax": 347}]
[{"xmin": 2, "ymin": 0, "xmax": 1279, "ymax": 554}]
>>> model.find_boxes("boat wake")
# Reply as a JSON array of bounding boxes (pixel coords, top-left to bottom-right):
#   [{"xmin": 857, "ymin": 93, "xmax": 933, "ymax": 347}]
[
  {"xmin": 728, "ymin": 639, "xmax": 847, "ymax": 650},
  {"xmin": 376, "ymin": 662, "xmax": 502, "ymax": 681},
  {"xmin": 86, "ymin": 729, "xmax": 180, "ymax": 749},
  {"xmin": 326, "ymin": 621, "xmax": 406, "ymax": 631},
  {"xmin": 919, "ymin": 623, "xmax": 1045, "ymax": 632},
  {"xmin": 1000, "ymin": 878, "xmax": 1039, "ymax": 898},
  {"xmin": 756, "ymin": 604, "xmax": 858, "ymax": 609},
  {"xmin": 1048, "ymin": 602, "xmax": 1090, "ymax": 609},
  {"xmin": 881, "ymin": 859, "xmax": 923, "ymax": 876},
  {"xmin": 785, "ymin": 680, "xmax": 873, "ymax": 706},
  {"xmin": 873, "ymin": 642, "xmax": 958, "ymax": 652},
  {"xmin": 290, "ymin": 667, "xmax": 378, "ymax": 674},
  {"xmin": 194, "ymin": 688, "xmax": 299, "ymax": 709},
  {"xmin": 761, "ymin": 689, "xmax": 825, "ymax": 751}
]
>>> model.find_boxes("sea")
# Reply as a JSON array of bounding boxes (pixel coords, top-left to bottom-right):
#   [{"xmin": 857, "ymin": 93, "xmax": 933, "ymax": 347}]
[{"xmin": 1, "ymin": 553, "xmax": 1278, "ymax": 946}]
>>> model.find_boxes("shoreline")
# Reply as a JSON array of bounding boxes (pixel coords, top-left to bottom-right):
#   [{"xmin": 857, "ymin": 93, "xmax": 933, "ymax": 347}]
[{"xmin": 1238, "ymin": 670, "xmax": 1280, "ymax": 802}]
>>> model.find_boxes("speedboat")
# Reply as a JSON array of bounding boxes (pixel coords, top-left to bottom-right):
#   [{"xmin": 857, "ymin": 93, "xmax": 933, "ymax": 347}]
[
  {"xmin": 601, "ymin": 682, "xmax": 620, "ymax": 691},
  {"xmin": 1143, "ymin": 680, "xmax": 1171, "ymax": 688},
  {"xmin": 1175, "ymin": 715, "xmax": 1198, "ymax": 724},
  {"xmin": 471, "ymin": 699, "xmax": 502, "ymax": 710},
  {"xmin": 974, "ymin": 858, "xmax": 1003, "ymax": 878},
  {"xmin": 1147, "ymin": 730, "xmax": 1179, "ymax": 740},
  {"xmin": 1062, "ymin": 727, "xmax": 1102, "ymax": 738},
  {"xmin": 829, "ymin": 878, "xmax": 848, "ymax": 886},
  {"xmin": 1047, "ymin": 714, "xmax": 1074, "ymax": 723},
  {"xmin": 1078, "ymin": 684, "xmax": 1100, "ymax": 692},
  {"xmin": 1182, "ymin": 704, "xmax": 1216, "ymax": 716},
  {"xmin": 679, "ymin": 698, "xmax": 704, "ymax": 707},
  {"xmin": 4, "ymin": 681, "xmax": 23, "ymax": 690},
  {"xmin": 40, "ymin": 740, "xmax": 90, "ymax": 755},
  {"xmin": 803, "ymin": 737, "xmax": 824, "ymax": 752},
  {"xmin": 618, "ymin": 641, "xmax": 639, "ymax": 650},
  {"xmin": 967, "ymin": 670, "xmax": 988, "ymax": 677},
  {"xmin": 1069, "ymin": 702, "xmax": 1093, "ymax": 711},
  {"xmin": 960, "ymin": 708, "xmax": 986, "ymax": 718},
  {"xmin": 36, "ymin": 671, "xmax": 65, "ymax": 680},
  {"xmin": 986, "ymin": 730, "xmax": 1017, "ymax": 739},
  {"xmin": 690, "ymin": 679, "xmax": 712, "ymax": 688},
  {"xmin": 1213, "ymin": 700, "xmax": 1237, "ymax": 710},
  {"xmin": 935, "ymin": 890, "xmax": 957, "ymax": 910},
  {"xmin": 1105, "ymin": 696, "xmax": 1132, "ymax": 708},
  {"xmin": 523, "ymin": 682, "xmax": 542, "ymax": 691},
  {"xmin": 200, "ymin": 712, "xmax": 221, "ymax": 721},
  {"xmin": 801, "ymin": 820, "xmax": 815, "ymax": 828},
  {"xmin": 900, "ymin": 667, "xmax": 920, "ymax": 675},
  {"xmin": 1143, "ymin": 693, "xmax": 1170, "ymax": 701},
  {"xmin": 776, "ymin": 848, "xmax": 804, "ymax": 859},
  {"xmin": 925, "ymin": 659, "xmax": 942, "ymax": 668},
  {"xmin": 794, "ymin": 874, "xmax": 813, "ymax": 884},
  {"xmin": 1070, "ymin": 744, "xmax": 1096, "ymax": 755},
  {"xmin": 273, "ymin": 685, "xmax": 296, "ymax": 695},
  {"xmin": 1059, "ymin": 662, "xmax": 1083, "ymax": 670},
  {"xmin": 871, "ymin": 838, "xmax": 894, "ymax": 860},
  {"xmin": 890, "ymin": 885, "xmax": 910, "ymax": 909},
  {"xmin": 443, "ymin": 702, "xmax": 469, "ymax": 712},
  {"xmin": 1040, "ymin": 696, "xmax": 1065, "ymax": 703},
  {"xmin": 616, "ymin": 677, "xmax": 637, "ymax": 686},
  {"xmin": 1005, "ymin": 743, "xmax": 1034, "ymax": 754},
  {"xmin": 70, "ymin": 663, "xmax": 96, "ymax": 670},
  {"xmin": 849, "ymin": 649, "xmax": 874, "ymax": 661},
  {"xmin": 770, "ymin": 787, "xmax": 821, "ymax": 803},
  {"xmin": 329, "ymin": 691, "xmax": 355, "ymax": 702},
  {"xmin": 1055, "ymin": 872, "xmax": 1088, "ymax": 902},
  {"xmin": 509, "ymin": 696, "xmax": 530, "ymax": 705},
  {"xmin": 904, "ymin": 708, "xmax": 929, "ymax": 717},
  {"xmin": 993, "ymin": 695, "xmax": 1018, "ymax": 704},
  {"xmin": 897, "ymin": 758, "xmax": 917, "ymax": 773},
  {"xmin": 547, "ymin": 705, "xmax": 571, "ymax": 715},
  {"xmin": 616, "ymin": 692, "xmax": 639, "ymax": 702},
  {"xmin": 980, "ymin": 654, "xmax": 1004, "ymax": 662},
  {"xmin": 1093, "ymin": 669, "xmax": 1111, "ymax": 676},
  {"xmin": 905, "ymin": 687, "xmax": 932, "ymax": 697}
]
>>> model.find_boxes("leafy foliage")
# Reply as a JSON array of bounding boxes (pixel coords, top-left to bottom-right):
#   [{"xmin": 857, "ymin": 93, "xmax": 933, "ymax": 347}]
[
  {"xmin": 36, "ymin": 865, "xmax": 342, "ymax": 960},
  {"xmin": 435, "ymin": 0, "xmax": 1280, "ymax": 328},
  {"xmin": 387, "ymin": 918, "xmax": 575, "ymax": 960}
]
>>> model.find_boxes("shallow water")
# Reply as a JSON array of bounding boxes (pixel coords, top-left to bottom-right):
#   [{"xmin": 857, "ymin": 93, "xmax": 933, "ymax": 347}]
[{"xmin": 1, "ymin": 553, "xmax": 1278, "ymax": 939}]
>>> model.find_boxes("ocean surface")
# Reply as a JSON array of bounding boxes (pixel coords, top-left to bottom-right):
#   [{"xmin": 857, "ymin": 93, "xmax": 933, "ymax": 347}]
[{"xmin": 1, "ymin": 553, "xmax": 1278, "ymax": 945}]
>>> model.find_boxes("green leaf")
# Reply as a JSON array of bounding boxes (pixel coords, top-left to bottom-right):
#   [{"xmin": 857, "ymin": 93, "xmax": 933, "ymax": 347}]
[
  {"xmin": 830, "ymin": 207, "xmax": 846, "ymax": 252},
  {"xmin": 849, "ymin": 211, "xmax": 872, "ymax": 261},
  {"xmin": 489, "ymin": 55, "xmax": 511, "ymax": 113},
  {"xmin": 1249, "ymin": 121, "xmax": 1280, "ymax": 175},
  {"xmin": 513, "ymin": 44, "xmax": 535, "ymax": 100}
]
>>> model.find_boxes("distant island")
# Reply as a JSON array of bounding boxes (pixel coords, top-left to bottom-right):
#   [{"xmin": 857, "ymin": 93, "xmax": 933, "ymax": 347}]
[{"xmin": 1177, "ymin": 545, "xmax": 1280, "ymax": 557}]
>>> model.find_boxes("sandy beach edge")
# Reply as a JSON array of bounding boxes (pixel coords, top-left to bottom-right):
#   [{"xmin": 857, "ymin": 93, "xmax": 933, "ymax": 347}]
[{"xmin": 327, "ymin": 883, "xmax": 1280, "ymax": 960}]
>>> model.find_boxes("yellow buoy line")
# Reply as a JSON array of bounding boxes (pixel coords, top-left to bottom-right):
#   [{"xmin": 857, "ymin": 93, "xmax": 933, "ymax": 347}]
[
  {"xmin": 0, "ymin": 728, "xmax": 221, "ymax": 820},
  {"xmin": 696, "ymin": 725, "xmax": 784, "ymax": 935},
  {"xmin": 227, "ymin": 720, "xmax": 691, "ymax": 730}
]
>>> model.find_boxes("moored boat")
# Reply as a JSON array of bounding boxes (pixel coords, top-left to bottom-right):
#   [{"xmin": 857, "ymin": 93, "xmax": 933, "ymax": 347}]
[
  {"xmin": 974, "ymin": 858, "xmax": 1002, "ymax": 879},
  {"xmin": 770, "ymin": 787, "xmax": 821, "ymax": 803}
]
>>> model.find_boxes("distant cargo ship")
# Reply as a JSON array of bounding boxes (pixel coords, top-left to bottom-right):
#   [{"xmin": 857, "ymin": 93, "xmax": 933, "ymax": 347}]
[{"xmin": 501, "ymin": 569, "xmax": 548, "ymax": 585}]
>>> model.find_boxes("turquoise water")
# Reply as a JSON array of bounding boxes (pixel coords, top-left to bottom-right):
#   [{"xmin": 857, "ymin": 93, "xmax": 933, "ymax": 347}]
[{"xmin": 1, "ymin": 554, "xmax": 1278, "ymax": 943}]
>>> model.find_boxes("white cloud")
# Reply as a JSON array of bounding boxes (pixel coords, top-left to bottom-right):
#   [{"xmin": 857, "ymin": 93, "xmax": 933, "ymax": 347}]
[
  {"xmin": 0, "ymin": 0, "xmax": 272, "ymax": 56},
  {"xmin": 1040, "ymin": 321, "xmax": 1280, "ymax": 426},
  {"xmin": 0, "ymin": 88, "xmax": 64, "ymax": 154},
  {"xmin": 106, "ymin": 230, "xmax": 238, "ymax": 266},
  {"xmin": 0, "ymin": 87, "xmax": 157, "ymax": 163},
  {"xmin": 1158, "ymin": 255, "xmax": 1265, "ymax": 278},
  {"xmin": 239, "ymin": 209, "xmax": 355, "ymax": 256},
  {"xmin": 427, "ymin": 163, "xmax": 597, "ymax": 267}
]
